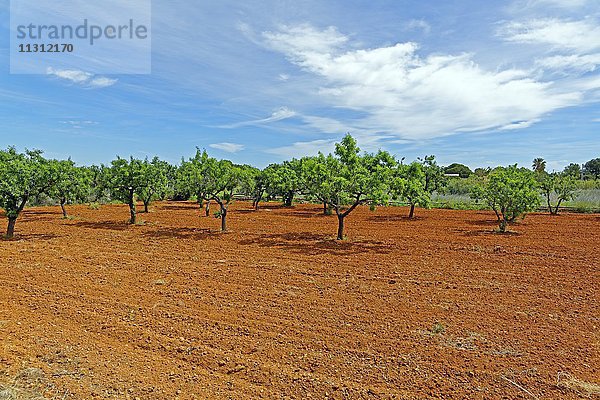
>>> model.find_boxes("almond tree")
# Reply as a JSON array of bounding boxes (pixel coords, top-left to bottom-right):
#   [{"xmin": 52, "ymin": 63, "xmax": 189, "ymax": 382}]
[
  {"xmin": 237, "ymin": 165, "xmax": 264, "ymax": 210},
  {"xmin": 539, "ymin": 173, "xmax": 577, "ymax": 215},
  {"xmin": 303, "ymin": 134, "xmax": 394, "ymax": 240},
  {"xmin": 420, "ymin": 155, "xmax": 446, "ymax": 196},
  {"xmin": 0, "ymin": 147, "xmax": 56, "ymax": 238},
  {"xmin": 50, "ymin": 159, "xmax": 92, "ymax": 218},
  {"xmin": 391, "ymin": 162, "xmax": 430, "ymax": 219},
  {"xmin": 264, "ymin": 160, "xmax": 303, "ymax": 207},
  {"xmin": 195, "ymin": 155, "xmax": 242, "ymax": 232},
  {"xmin": 478, "ymin": 165, "xmax": 540, "ymax": 232},
  {"xmin": 301, "ymin": 154, "xmax": 335, "ymax": 215},
  {"xmin": 138, "ymin": 157, "xmax": 170, "ymax": 213},
  {"xmin": 178, "ymin": 149, "xmax": 212, "ymax": 216},
  {"xmin": 107, "ymin": 157, "xmax": 146, "ymax": 224}
]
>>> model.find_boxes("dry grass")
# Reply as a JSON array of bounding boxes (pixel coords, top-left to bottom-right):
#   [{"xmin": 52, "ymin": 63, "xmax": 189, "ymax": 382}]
[
  {"xmin": 0, "ymin": 368, "xmax": 47, "ymax": 400},
  {"xmin": 0, "ymin": 368, "xmax": 70, "ymax": 400},
  {"xmin": 558, "ymin": 373, "xmax": 600, "ymax": 397}
]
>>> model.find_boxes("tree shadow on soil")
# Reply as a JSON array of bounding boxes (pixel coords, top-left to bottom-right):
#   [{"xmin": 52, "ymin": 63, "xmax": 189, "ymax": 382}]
[
  {"xmin": 1, "ymin": 233, "xmax": 59, "ymax": 241},
  {"xmin": 462, "ymin": 229, "xmax": 521, "ymax": 237},
  {"xmin": 464, "ymin": 219, "xmax": 501, "ymax": 227},
  {"xmin": 23, "ymin": 210, "xmax": 59, "ymax": 216},
  {"xmin": 141, "ymin": 227, "xmax": 213, "ymax": 240},
  {"xmin": 73, "ymin": 220, "xmax": 131, "ymax": 231},
  {"xmin": 236, "ymin": 209, "xmax": 259, "ymax": 214},
  {"xmin": 284, "ymin": 209, "xmax": 332, "ymax": 219},
  {"xmin": 238, "ymin": 232, "xmax": 392, "ymax": 255},
  {"xmin": 258, "ymin": 204, "xmax": 288, "ymax": 210},
  {"xmin": 158, "ymin": 203, "xmax": 200, "ymax": 211},
  {"xmin": 368, "ymin": 215, "xmax": 422, "ymax": 222}
]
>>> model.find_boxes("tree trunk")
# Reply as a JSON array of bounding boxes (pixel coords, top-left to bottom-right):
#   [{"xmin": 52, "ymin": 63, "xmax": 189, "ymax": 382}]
[
  {"xmin": 547, "ymin": 193, "xmax": 553, "ymax": 214},
  {"xmin": 143, "ymin": 200, "xmax": 150, "ymax": 213},
  {"xmin": 284, "ymin": 191, "xmax": 293, "ymax": 207},
  {"xmin": 498, "ymin": 219, "xmax": 507, "ymax": 233},
  {"xmin": 337, "ymin": 214, "xmax": 345, "ymax": 240},
  {"xmin": 220, "ymin": 206, "xmax": 227, "ymax": 232},
  {"xmin": 205, "ymin": 200, "xmax": 210, "ymax": 217},
  {"xmin": 493, "ymin": 207, "xmax": 501, "ymax": 221},
  {"xmin": 60, "ymin": 199, "xmax": 68, "ymax": 218},
  {"xmin": 409, "ymin": 204, "xmax": 416, "ymax": 219},
  {"xmin": 6, "ymin": 217, "xmax": 17, "ymax": 239},
  {"xmin": 554, "ymin": 199, "xmax": 563, "ymax": 215},
  {"xmin": 323, "ymin": 202, "xmax": 328, "ymax": 215},
  {"xmin": 128, "ymin": 191, "xmax": 136, "ymax": 224}
]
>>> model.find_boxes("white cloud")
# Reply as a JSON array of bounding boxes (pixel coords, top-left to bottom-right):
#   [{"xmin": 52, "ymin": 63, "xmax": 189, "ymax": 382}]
[
  {"xmin": 499, "ymin": 119, "xmax": 541, "ymax": 130},
  {"xmin": 263, "ymin": 24, "xmax": 582, "ymax": 139},
  {"xmin": 46, "ymin": 67, "xmax": 118, "ymax": 88},
  {"xmin": 264, "ymin": 24, "xmax": 348, "ymax": 56},
  {"xmin": 498, "ymin": 19, "xmax": 600, "ymax": 53},
  {"xmin": 525, "ymin": 0, "xmax": 590, "ymax": 9},
  {"xmin": 60, "ymin": 120, "xmax": 99, "ymax": 129},
  {"xmin": 265, "ymin": 139, "xmax": 336, "ymax": 158},
  {"xmin": 88, "ymin": 77, "xmax": 119, "ymax": 88},
  {"xmin": 406, "ymin": 19, "xmax": 431, "ymax": 34},
  {"xmin": 536, "ymin": 54, "xmax": 600, "ymax": 74},
  {"xmin": 219, "ymin": 106, "xmax": 297, "ymax": 128},
  {"xmin": 209, "ymin": 142, "xmax": 245, "ymax": 153}
]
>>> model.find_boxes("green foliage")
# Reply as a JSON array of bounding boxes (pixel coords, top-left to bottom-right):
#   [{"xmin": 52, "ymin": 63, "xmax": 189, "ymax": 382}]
[
  {"xmin": 444, "ymin": 175, "xmax": 484, "ymax": 196},
  {"xmin": 474, "ymin": 165, "xmax": 540, "ymax": 232},
  {"xmin": 0, "ymin": 147, "xmax": 56, "ymax": 237},
  {"xmin": 179, "ymin": 149, "xmax": 243, "ymax": 231},
  {"xmin": 138, "ymin": 157, "xmax": 170, "ymax": 211},
  {"xmin": 85, "ymin": 164, "xmax": 111, "ymax": 202},
  {"xmin": 302, "ymin": 134, "xmax": 394, "ymax": 239},
  {"xmin": 431, "ymin": 322, "xmax": 445, "ymax": 335},
  {"xmin": 563, "ymin": 163, "xmax": 582, "ymax": 179},
  {"xmin": 263, "ymin": 159, "xmax": 303, "ymax": 206},
  {"xmin": 390, "ymin": 162, "xmax": 430, "ymax": 218},
  {"xmin": 49, "ymin": 159, "xmax": 92, "ymax": 217},
  {"xmin": 574, "ymin": 179, "xmax": 599, "ymax": 190},
  {"xmin": 532, "ymin": 157, "xmax": 546, "ymax": 173},
  {"xmin": 473, "ymin": 167, "xmax": 491, "ymax": 177},
  {"xmin": 420, "ymin": 155, "xmax": 446, "ymax": 194},
  {"xmin": 444, "ymin": 163, "xmax": 472, "ymax": 178},
  {"xmin": 235, "ymin": 165, "xmax": 264, "ymax": 208},
  {"xmin": 583, "ymin": 158, "xmax": 600, "ymax": 179},
  {"xmin": 539, "ymin": 173, "xmax": 578, "ymax": 214},
  {"xmin": 177, "ymin": 148, "xmax": 208, "ymax": 203},
  {"xmin": 106, "ymin": 157, "xmax": 146, "ymax": 224}
]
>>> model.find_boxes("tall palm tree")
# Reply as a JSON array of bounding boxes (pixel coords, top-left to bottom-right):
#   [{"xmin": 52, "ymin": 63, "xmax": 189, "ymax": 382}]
[{"xmin": 532, "ymin": 158, "xmax": 546, "ymax": 173}]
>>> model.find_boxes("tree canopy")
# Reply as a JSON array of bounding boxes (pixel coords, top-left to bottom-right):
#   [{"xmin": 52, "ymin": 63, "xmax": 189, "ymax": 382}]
[
  {"xmin": 302, "ymin": 134, "xmax": 394, "ymax": 239},
  {"xmin": 476, "ymin": 165, "xmax": 540, "ymax": 232},
  {"xmin": 0, "ymin": 147, "xmax": 56, "ymax": 237}
]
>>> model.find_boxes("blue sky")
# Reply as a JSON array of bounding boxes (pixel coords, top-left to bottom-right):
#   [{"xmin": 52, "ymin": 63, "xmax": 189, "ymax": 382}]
[{"xmin": 0, "ymin": 0, "xmax": 599, "ymax": 171}]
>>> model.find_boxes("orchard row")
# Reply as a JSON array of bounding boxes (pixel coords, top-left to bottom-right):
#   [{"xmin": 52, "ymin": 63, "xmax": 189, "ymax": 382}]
[{"xmin": 0, "ymin": 135, "xmax": 595, "ymax": 239}]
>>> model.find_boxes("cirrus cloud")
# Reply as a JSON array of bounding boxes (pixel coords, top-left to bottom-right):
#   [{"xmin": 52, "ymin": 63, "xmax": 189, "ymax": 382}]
[
  {"xmin": 46, "ymin": 67, "xmax": 118, "ymax": 88},
  {"xmin": 262, "ymin": 24, "xmax": 582, "ymax": 140},
  {"xmin": 209, "ymin": 142, "xmax": 246, "ymax": 153}
]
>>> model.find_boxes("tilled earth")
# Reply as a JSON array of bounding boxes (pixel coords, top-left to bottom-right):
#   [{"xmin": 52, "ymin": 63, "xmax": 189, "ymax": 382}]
[{"xmin": 0, "ymin": 202, "xmax": 598, "ymax": 399}]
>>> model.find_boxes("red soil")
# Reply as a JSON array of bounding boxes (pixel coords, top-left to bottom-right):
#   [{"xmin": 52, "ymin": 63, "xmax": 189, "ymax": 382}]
[{"xmin": 0, "ymin": 202, "xmax": 598, "ymax": 399}]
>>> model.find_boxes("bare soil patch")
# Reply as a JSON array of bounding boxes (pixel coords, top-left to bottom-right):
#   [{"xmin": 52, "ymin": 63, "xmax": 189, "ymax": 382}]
[{"xmin": 0, "ymin": 202, "xmax": 598, "ymax": 399}]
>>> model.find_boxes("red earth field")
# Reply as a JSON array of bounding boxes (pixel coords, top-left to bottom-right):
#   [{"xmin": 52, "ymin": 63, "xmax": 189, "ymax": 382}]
[{"xmin": 0, "ymin": 201, "xmax": 598, "ymax": 399}]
